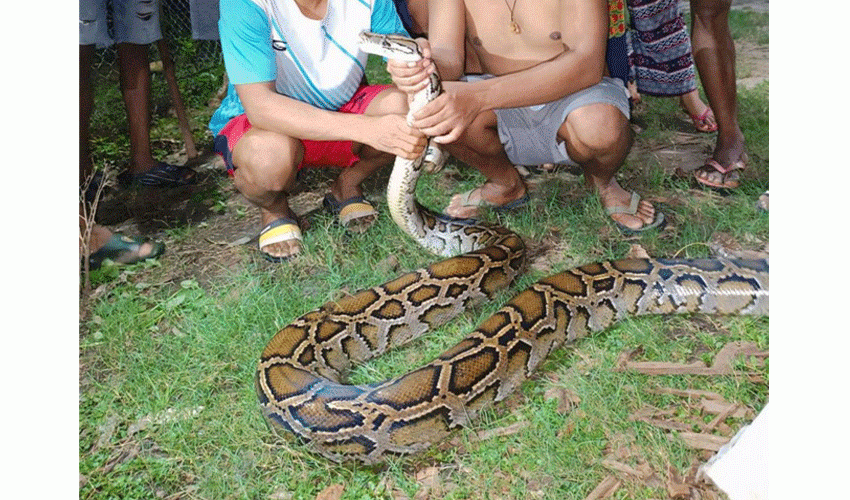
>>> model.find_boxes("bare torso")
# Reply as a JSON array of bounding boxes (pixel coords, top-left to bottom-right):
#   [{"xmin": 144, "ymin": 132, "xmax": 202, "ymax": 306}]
[{"xmin": 463, "ymin": 0, "xmax": 567, "ymax": 75}]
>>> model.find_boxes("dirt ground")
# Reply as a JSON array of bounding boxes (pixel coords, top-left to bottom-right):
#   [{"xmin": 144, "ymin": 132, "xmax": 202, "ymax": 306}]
[{"xmin": 85, "ymin": 0, "xmax": 769, "ymax": 291}]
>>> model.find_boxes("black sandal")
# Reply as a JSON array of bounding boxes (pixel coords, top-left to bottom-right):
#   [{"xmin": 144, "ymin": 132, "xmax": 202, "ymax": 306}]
[{"xmin": 127, "ymin": 162, "xmax": 197, "ymax": 188}]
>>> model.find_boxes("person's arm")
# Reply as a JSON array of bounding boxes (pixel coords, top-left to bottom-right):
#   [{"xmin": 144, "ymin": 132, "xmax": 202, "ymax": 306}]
[
  {"xmin": 385, "ymin": 0, "xmax": 465, "ymax": 96},
  {"xmin": 235, "ymin": 82, "xmax": 424, "ymax": 159},
  {"xmin": 415, "ymin": 0, "xmax": 609, "ymax": 143},
  {"xmin": 426, "ymin": 0, "xmax": 466, "ymax": 81}
]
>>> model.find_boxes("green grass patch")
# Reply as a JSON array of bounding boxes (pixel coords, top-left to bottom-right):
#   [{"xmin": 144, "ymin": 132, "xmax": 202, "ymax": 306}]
[{"xmin": 729, "ymin": 9, "xmax": 769, "ymax": 45}]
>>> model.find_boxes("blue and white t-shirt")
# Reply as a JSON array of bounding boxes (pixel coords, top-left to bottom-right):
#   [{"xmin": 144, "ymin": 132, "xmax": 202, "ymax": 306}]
[{"xmin": 209, "ymin": 0, "xmax": 408, "ymax": 136}]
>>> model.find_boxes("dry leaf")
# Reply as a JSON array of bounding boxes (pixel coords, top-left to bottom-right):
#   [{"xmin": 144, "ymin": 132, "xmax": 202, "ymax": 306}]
[
  {"xmin": 632, "ymin": 416, "xmax": 692, "ymax": 432},
  {"xmin": 584, "ymin": 475, "xmax": 621, "ymax": 500},
  {"xmin": 665, "ymin": 465, "xmax": 691, "ymax": 498},
  {"xmin": 703, "ymin": 402, "xmax": 742, "ymax": 432},
  {"xmin": 621, "ymin": 359, "xmax": 712, "ymax": 375},
  {"xmin": 700, "ymin": 399, "xmax": 752, "ymax": 419},
  {"xmin": 93, "ymin": 415, "xmax": 119, "ymax": 453},
  {"xmin": 101, "ymin": 440, "xmax": 141, "ymax": 473},
  {"xmin": 378, "ymin": 477, "xmax": 411, "ymax": 500},
  {"xmin": 677, "ymin": 432, "xmax": 730, "ymax": 451},
  {"xmin": 558, "ymin": 421, "xmax": 576, "ymax": 438},
  {"xmin": 413, "ymin": 467, "xmax": 442, "ymax": 500},
  {"xmin": 315, "ymin": 483, "xmax": 344, "ymax": 500},
  {"xmin": 630, "ymin": 406, "xmax": 675, "ymax": 421},
  {"xmin": 710, "ymin": 342, "xmax": 767, "ymax": 373},
  {"xmin": 600, "ymin": 458, "xmax": 645, "ymax": 479},
  {"xmin": 543, "ymin": 386, "xmax": 581, "ymax": 414},
  {"xmin": 620, "ymin": 341, "xmax": 767, "ymax": 376},
  {"xmin": 267, "ymin": 489, "xmax": 293, "ymax": 500},
  {"xmin": 376, "ymin": 254, "xmax": 400, "ymax": 274},
  {"xmin": 474, "ymin": 420, "xmax": 530, "ymax": 441},
  {"xmin": 614, "ymin": 346, "xmax": 643, "ymax": 371},
  {"xmin": 647, "ymin": 387, "xmax": 723, "ymax": 401}
]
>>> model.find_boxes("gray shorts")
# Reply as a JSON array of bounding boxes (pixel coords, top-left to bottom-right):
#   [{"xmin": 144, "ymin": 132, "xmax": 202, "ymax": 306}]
[
  {"xmin": 79, "ymin": 0, "xmax": 163, "ymax": 48},
  {"xmin": 464, "ymin": 75, "xmax": 630, "ymax": 166}
]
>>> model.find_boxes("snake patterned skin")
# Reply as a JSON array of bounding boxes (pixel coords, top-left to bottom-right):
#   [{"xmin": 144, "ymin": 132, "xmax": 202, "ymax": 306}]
[{"xmin": 255, "ymin": 32, "xmax": 769, "ymax": 464}]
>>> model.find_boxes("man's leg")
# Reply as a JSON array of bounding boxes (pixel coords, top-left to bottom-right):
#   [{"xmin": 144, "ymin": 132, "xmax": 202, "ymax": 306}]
[
  {"xmin": 690, "ymin": 0, "xmax": 747, "ymax": 186},
  {"xmin": 332, "ymin": 88, "xmax": 405, "ymax": 203},
  {"xmin": 559, "ymin": 103, "xmax": 659, "ymax": 231},
  {"xmin": 328, "ymin": 87, "xmax": 410, "ymax": 232},
  {"xmin": 443, "ymin": 110, "xmax": 527, "ymax": 219},
  {"xmin": 117, "ymin": 42, "xmax": 158, "ymax": 175},
  {"xmin": 80, "ymin": 44, "xmax": 96, "ymax": 185},
  {"xmin": 231, "ymin": 129, "xmax": 304, "ymax": 260}
]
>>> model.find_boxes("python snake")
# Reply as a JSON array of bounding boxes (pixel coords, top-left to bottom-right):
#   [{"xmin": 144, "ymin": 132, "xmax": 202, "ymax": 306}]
[{"xmin": 255, "ymin": 32, "xmax": 769, "ymax": 464}]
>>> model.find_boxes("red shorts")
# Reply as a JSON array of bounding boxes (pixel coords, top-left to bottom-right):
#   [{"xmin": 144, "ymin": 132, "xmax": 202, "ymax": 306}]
[{"xmin": 213, "ymin": 84, "xmax": 391, "ymax": 175}]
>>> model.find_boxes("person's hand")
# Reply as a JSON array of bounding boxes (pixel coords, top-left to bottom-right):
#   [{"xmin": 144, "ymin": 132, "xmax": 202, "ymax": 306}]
[
  {"xmin": 410, "ymin": 81, "xmax": 483, "ymax": 144},
  {"xmin": 363, "ymin": 114, "xmax": 428, "ymax": 160},
  {"xmin": 386, "ymin": 38, "xmax": 435, "ymax": 96}
]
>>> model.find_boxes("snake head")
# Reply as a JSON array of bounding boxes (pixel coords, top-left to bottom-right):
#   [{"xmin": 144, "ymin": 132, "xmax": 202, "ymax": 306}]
[{"xmin": 359, "ymin": 31, "xmax": 422, "ymax": 62}]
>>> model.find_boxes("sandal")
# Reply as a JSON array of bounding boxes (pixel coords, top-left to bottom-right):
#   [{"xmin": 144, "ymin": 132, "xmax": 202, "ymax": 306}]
[
  {"xmin": 123, "ymin": 162, "xmax": 197, "ymax": 188},
  {"xmin": 689, "ymin": 107, "xmax": 718, "ymax": 133},
  {"xmin": 323, "ymin": 194, "xmax": 378, "ymax": 233},
  {"xmin": 694, "ymin": 157, "xmax": 746, "ymax": 191},
  {"xmin": 605, "ymin": 191, "xmax": 666, "ymax": 235},
  {"xmin": 445, "ymin": 187, "xmax": 530, "ymax": 219},
  {"xmin": 258, "ymin": 217, "xmax": 303, "ymax": 263},
  {"xmin": 87, "ymin": 233, "xmax": 165, "ymax": 270}
]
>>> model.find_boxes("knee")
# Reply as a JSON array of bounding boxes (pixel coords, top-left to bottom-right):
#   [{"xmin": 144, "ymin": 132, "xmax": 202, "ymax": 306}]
[
  {"xmin": 565, "ymin": 104, "xmax": 630, "ymax": 154},
  {"xmin": 458, "ymin": 111, "xmax": 504, "ymax": 157},
  {"xmin": 380, "ymin": 88, "xmax": 410, "ymax": 115},
  {"xmin": 368, "ymin": 87, "xmax": 410, "ymax": 117},
  {"xmin": 690, "ymin": 0, "xmax": 732, "ymax": 25},
  {"xmin": 234, "ymin": 134, "xmax": 301, "ymax": 191}
]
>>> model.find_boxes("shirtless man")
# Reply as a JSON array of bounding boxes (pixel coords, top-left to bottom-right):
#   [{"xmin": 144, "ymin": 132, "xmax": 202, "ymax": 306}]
[
  {"xmin": 210, "ymin": 0, "xmax": 426, "ymax": 262},
  {"xmin": 388, "ymin": 0, "xmax": 664, "ymax": 233}
]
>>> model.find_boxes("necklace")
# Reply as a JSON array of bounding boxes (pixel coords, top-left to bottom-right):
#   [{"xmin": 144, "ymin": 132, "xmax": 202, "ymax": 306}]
[{"xmin": 503, "ymin": 0, "xmax": 521, "ymax": 34}]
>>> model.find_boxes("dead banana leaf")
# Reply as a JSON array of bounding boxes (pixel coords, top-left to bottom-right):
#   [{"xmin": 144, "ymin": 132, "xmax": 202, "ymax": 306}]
[
  {"xmin": 619, "ymin": 341, "xmax": 767, "ymax": 376},
  {"xmin": 584, "ymin": 475, "xmax": 622, "ymax": 500}
]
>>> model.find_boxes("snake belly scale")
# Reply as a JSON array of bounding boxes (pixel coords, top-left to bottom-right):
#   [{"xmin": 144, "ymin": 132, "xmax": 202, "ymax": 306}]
[{"xmin": 255, "ymin": 32, "xmax": 769, "ymax": 464}]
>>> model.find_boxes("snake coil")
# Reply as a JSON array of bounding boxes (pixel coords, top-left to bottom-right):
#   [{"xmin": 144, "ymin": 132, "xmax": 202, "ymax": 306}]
[{"xmin": 255, "ymin": 32, "xmax": 769, "ymax": 464}]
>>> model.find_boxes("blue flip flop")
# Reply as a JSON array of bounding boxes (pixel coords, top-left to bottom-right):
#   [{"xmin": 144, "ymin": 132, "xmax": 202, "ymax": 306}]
[{"xmin": 88, "ymin": 233, "xmax": 165, "ymax": 270}]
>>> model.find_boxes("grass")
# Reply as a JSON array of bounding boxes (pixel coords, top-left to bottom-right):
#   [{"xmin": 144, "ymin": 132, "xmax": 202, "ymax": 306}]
[{"xmin": 79, "ymin": 13, "xmax": 769, "ymax": 500}]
